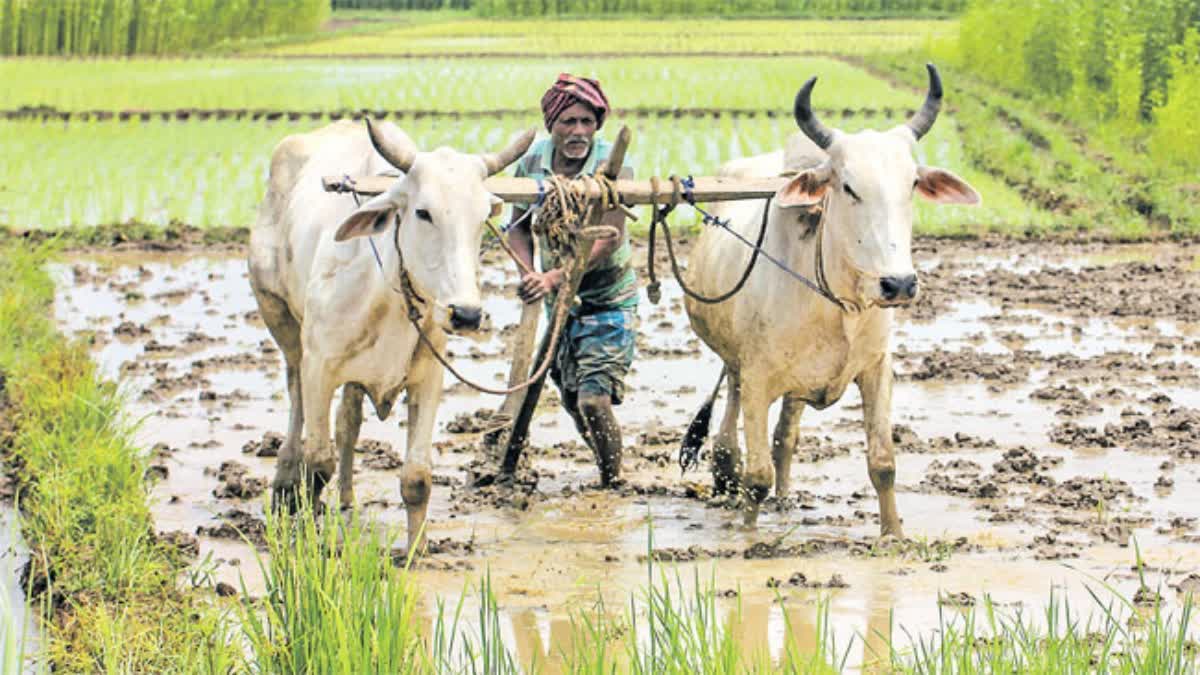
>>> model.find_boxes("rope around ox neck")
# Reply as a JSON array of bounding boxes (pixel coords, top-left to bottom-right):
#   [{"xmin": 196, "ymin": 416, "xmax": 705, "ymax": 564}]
[{"xmin": 645, "ymin": 175, "xmax": 848, "ymax": 312}]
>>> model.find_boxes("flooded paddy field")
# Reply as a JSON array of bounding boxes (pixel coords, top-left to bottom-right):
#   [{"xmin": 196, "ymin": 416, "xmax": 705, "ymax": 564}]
[{"xmin": 52, "ymin": 236, "xmax": 1200, "ymax": 667}]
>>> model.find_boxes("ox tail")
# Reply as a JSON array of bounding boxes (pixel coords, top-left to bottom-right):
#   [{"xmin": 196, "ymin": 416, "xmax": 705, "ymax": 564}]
[{"xmin": 679, "ymin": 367, "xmax": 727, "ymax": 475}]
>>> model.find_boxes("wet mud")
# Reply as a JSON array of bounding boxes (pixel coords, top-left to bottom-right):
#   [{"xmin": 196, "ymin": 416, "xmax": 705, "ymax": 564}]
[{"xmin": 52, "ymin": 237, "xmax": 1200, "ymax": 667}]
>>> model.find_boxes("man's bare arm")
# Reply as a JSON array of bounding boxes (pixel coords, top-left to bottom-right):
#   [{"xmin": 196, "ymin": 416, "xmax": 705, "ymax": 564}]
[{"xmin": 584, "ymin": 165, "xmax": 633, "ymax": 270}]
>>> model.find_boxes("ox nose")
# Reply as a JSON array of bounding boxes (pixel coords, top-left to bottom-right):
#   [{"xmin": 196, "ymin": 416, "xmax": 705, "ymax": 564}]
[
  {"xmin": 448, "ymin": 304, "xmax": 482, "ymax": 331},
  {"xmin": 879, "ymin": 274, "xmax": 919, "ymax": 303}
]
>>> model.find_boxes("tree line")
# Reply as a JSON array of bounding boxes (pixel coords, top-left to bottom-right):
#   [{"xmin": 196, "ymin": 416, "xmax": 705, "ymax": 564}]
[
  {"xmin": 960, "ymin": 0, "xmax": 1199, "ymax": 167},
  {"xmin": 334, "ymin": 0, "xmax": 965, "ymax": 15},
  {"xmin": 0, "ymin": 0, "xmax": 329, "ymax": 56}
]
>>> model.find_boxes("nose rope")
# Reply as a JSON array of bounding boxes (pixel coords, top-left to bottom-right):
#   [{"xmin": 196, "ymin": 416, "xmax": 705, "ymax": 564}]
[{"xmin": 386, "ymin": 217, "xmax": 573, "ymax": 396}]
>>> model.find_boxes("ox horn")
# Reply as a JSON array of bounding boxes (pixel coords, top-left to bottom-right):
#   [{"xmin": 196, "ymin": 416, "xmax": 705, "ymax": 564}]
[
  {"xmin": 906, "ymin": 63, "xmax": 943, "ymax": 141},
  {"xmin": 366, "ymin": 118, "xmax": 418, "ymax": 173},
  {"xmin": 793, "ymin": 76, "xmax": 836, "ymax": 150},
  {"xmin": 480, "ymin": 128, "xmax": 536, "ymax": 177}
]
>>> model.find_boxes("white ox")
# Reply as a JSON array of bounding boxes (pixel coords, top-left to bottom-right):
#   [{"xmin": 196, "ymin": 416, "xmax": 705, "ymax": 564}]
[
  {"xmin": 248, "ymin": 119, "xmax": 533, "ymax": 549},
  {"xmin": 684, "ymin": 65, "xmax": 980, "ymax": 535}
]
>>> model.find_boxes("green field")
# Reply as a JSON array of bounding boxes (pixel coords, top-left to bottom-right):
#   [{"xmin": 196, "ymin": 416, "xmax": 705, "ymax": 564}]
[
  {"xmin": 261, "ymin": 18, "xmax": 955, "ymax": 56},
  {"xmin": 0, "ymin": 112, "xmax": 1045, "ymax": 234},
  {"xmin": 0, "ymin": 56, "xmax": 918, "ymax": 112}
]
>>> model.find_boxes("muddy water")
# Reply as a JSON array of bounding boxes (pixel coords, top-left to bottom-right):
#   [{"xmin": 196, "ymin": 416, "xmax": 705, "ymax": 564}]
[
  {"xmin": 52, "ymin": 239, "xmax": 1200, "ymax": 668},
  {"xmin": 1, "ymin": 507, "xmax": 36, "ymax": 666}
]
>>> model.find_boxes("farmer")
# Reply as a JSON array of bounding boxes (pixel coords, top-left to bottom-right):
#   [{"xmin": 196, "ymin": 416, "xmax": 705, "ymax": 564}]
[{"xmin": 506, "ymin": 73, "xmax": 636, "ymax": 488}]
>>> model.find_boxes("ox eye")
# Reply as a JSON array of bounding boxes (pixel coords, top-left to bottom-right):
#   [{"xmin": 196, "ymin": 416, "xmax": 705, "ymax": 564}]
[
  {"xmin": 843, "ymin": 184, "xmax": 861, "ymax": 202},
  {"xmin": 415, "ymin": 209, "xmax": 432, "ymax": 222}
]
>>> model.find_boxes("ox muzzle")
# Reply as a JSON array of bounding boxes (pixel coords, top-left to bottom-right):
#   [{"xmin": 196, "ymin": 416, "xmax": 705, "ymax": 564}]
[
  {"xmin": 878, "ymin": 274, "xmax": 919, "ymax": 305},
  {"xmin": 448, "ymin": 304, "xmax": 483, "ymax": 331}
]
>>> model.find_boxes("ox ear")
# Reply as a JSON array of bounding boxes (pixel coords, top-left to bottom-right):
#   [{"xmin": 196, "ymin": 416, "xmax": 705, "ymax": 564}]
[
  {"xmin": 916, "ymin": 166, "xmax": 981, "ymax": 205},
  {"xmin": 489, "ymin": 195, "xmax": 503, "ymax": 220},
  {"xmin": 334, "ymin": 192, "xmax": 406, "ymax": 242},
  {"xmin": 776, "ymin": 166, "xmax": 833, "ymax": 208}
]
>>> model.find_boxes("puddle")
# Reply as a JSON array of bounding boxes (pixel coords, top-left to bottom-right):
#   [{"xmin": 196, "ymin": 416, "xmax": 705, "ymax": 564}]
[
  {"xmin": 0, "ymin": 507, "xmax": 37, "ymax": 670},
  {"xmin": 51, "ymin": 239, "xmax": 1200, "ymax": 668}
]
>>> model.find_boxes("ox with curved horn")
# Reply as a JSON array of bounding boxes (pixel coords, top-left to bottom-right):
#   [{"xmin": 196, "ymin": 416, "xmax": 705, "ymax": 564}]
[
  {"xmin": 682, "ymin": 62, "xmax": 980, "ymax": 537},
  {"xmin": 250, "ymin": 116, "xmax": 537, "ymax": 554},
  {"xmin": 792, "ymin": 76, "xmax": 836, "ymax": 150},
  {"xmin": 904, "ymin": 63, "xmax": 943, "ymax": 140},
  {"xmin": 366, "ymin": 118, "xmax": 418, "ymax": 172}
]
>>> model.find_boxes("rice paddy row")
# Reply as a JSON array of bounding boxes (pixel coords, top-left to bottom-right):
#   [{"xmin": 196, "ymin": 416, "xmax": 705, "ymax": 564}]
[
  {"xmin": 258, "ymin": 17, "xmax": 956, "ymax": 57},
  {"xmin": 1, "ymin": 105, "xmax": 918, "ymax": 122},
  {"xmin": 0, "ymin": 115, "xmax": 1045, "ymax": 234},
  {"xmin": 0, "ymin": 56, "xmax": 918, "ymax": 112}
]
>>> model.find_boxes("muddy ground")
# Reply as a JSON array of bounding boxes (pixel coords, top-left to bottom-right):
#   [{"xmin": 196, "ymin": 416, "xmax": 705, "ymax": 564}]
[{"xmin": 52, "ymin": 236, "xmax": 1200, "ymax": 667}]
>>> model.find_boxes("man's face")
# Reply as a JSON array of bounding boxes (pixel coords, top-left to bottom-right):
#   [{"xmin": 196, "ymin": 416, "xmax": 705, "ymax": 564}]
[{"xmin": 551, "ymin": 102, "xmax": 598, "ymax": 160}]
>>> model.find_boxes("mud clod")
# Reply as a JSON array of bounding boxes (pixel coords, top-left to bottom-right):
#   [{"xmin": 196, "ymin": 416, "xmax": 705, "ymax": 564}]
[
  {"xmin": 212, "ymin": 461, "xmax": 267, "ymax": 500},
  {"xmin": 242, "ymin": 431, "xmax": 283, "ymax": 457}
]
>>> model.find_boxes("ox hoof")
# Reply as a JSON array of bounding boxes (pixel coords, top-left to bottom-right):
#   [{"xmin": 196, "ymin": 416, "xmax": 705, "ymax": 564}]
[
  {"xmin": 271, "ymin": 483, "xmax": 300, "ymax": 515},
  {"xmin": 742, "ymin": 504, "xmax": 761, "ymax": 528},
  {"xmin": 712, "ymin": 471, "xmax": 740, "ymax": 496}
]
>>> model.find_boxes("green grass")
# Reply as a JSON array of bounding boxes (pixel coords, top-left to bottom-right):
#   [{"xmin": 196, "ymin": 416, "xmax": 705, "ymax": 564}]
[
  {"xmin": 260, "ymin": 18, "xmax": 955, "ymax": 56},
  {"xmin": 0, "ymin": 242, "xmax": 238, "ymax": 672},
  {"xmin": 0, "ymin": 111, "xmax": 1037, "ymax": 234},
  {"xmin": 0, "ymin": 56, "xmax": 914, "ymax": 112},
  {"xmin": 862, "ymin": 51, "xmax": 1200, "ymax": 237}
]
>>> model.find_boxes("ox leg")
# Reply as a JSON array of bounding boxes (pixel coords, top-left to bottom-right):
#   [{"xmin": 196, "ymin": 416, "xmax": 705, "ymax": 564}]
[
  {"xmin": 739, "ymin": 379, "xmax": 774, "ymax": 526},
  {"xmin": 772, "ymin": 394, "xmax": 806, "ymax": 497},
  {"xmin": 299, "ymin": 357, "xmax": 337, "ymax": 507},
  {"xmin": 254, "ymin": 289, "xmax": 306, "ymax": 509},
  {"xmin": 858, "ymin": 357, "xmax": 904, "ymax": 538},
  {"xmin": 335, "ymin": 383, "xmax": 365, "ymax": 510},
  {"xmin": 712, "ymin": 368, "xmax": 742, "ymax": 496},
  {"xmin": 401, "ymin": 358, "xmax": 442, "ymax": 554}
]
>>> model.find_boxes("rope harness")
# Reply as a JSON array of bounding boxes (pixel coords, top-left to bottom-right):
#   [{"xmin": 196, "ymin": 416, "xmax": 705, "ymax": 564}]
[
  {"xmin": 337, "ymin": 167, "xmax": 849, "ymax": 397},
  {"xmin": 644, "ymin": 175, "xmax": 848, "ymax": 312},
  {"xmin": 343, "ymin": 173, "xmax": 618, "ymax": 397}
]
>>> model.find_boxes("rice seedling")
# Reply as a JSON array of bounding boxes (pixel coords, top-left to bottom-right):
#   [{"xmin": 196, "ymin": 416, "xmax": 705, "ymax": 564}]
[
  {"xmin": 0, "ymin": 111, "xmax": 1039, "ymax": 235},
  {"xmin": 0, "ymin": 56, "xmax": 917, "ymax": 112},
  {"xmin": 263, "ymin": 18, "xmax": 957, "ymax": 57}
]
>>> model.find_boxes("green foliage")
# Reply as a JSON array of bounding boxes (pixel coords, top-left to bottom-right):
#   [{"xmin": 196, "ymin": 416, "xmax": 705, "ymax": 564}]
[
  {"xmin": 0, "ymin": 0, "xmax": 330, "ymax": 56},
  {"xmin": 0, "ymin": 242, "xmax": 238, "ymax": 672},
  {"xmin": 958, "ymin": 0, "xmax": 1200, "ymax": 172},
  {"xmin": 1151, "ymin": 28, "xmax": 1200, "ymax": 169},
  {"xmin": 236, "ymin": 498, "xmax": 424, "ymax": 673}
]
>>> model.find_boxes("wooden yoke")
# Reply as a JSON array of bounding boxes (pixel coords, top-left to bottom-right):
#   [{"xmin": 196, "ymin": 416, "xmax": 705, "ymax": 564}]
[
  {"xmin": 497, "ymin": 126, "xmax": 632, "ymax": 476},
  {"xmin": 323, "ymin": 173, "xmax": 788, "ymax": 205}
]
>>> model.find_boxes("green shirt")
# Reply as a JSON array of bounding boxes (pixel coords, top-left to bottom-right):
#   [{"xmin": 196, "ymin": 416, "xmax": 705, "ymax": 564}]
[{"xmin": 513, "ymin": 136, "xmax": 638, "ymax": 313}]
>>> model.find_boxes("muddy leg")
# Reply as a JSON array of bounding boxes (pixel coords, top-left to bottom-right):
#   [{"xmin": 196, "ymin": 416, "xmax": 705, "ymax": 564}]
[
  {"xmin": 739, "ymin": 378, "xmax": 773, "ymax": 526},
  {"xmin": 300, "ymin": 356, "xmax": 337, "ymax": 506},
  {"xmin": 579, "ymin": 393, "xmax": 623, "ymax": 487},
  {"xmin": 857, "ymin": 357, "xmax": 903, "ymax": 538},
  {"xmin": 560, "ymin": 390, "xmax": 593, "ymax": 451},
  {"xmin": 254, "ymin": 288, "xmax": 305, "ymax": 508},
  {"xmin": 335, "ymin": 383, "xmax": 365, "ymax": 510},
  {"xmin": 772, "ymin": 394, "xmax": 806, "ymax": 497},
  {"xmin": 712, "ymin": 367, "xmax": 741, "ymax": 495},
  {"xmin": 401, "ymin": 357, "xmax": 442, "ymax": 554}
]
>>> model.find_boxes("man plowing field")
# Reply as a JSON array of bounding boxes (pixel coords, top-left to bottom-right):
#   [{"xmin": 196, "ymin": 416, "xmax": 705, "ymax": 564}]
[{"xmin": 505, "ymin": 74, "xmax": 635, "ymax": 487}]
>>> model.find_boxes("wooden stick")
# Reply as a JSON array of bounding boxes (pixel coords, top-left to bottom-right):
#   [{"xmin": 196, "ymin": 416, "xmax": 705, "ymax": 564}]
[
  {"xmin": 323, "ymin": 174, "xmax": 787, "ymax": 204},
  {"xmin": 500, "ymin": 126, "xmax": 633, "ymax": 475}
]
